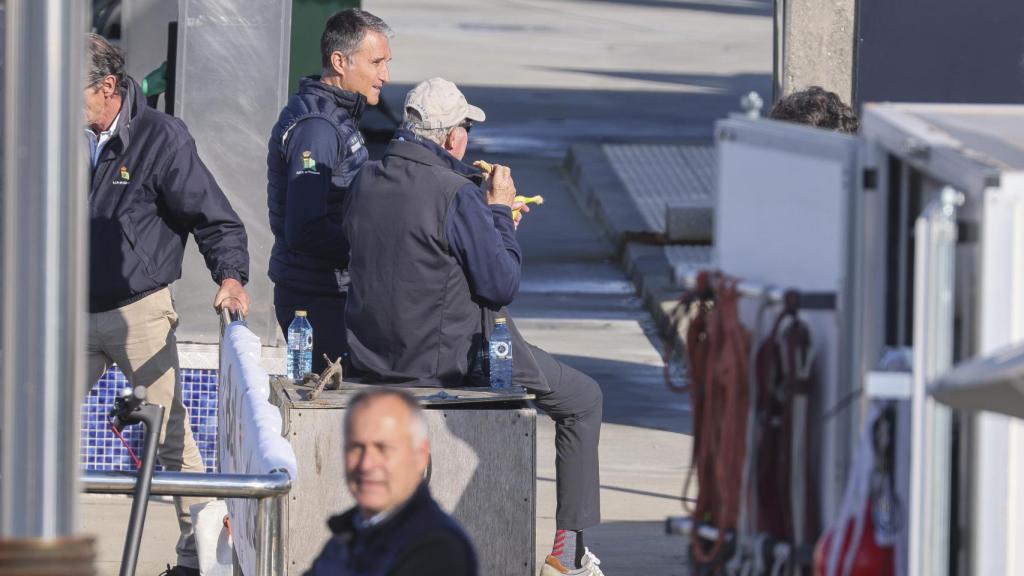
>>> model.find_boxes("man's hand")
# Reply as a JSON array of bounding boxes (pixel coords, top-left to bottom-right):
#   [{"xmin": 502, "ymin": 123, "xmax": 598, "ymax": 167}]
[
  {"xmin": 486, "ymin": 164, "xmax": 516, "ymax": 208},
  {"xmin": 511, "ymin": 199, "xmax": 530, "ymax": 229},
  {"xmin": 214, "ymin": 278, "xmax": 250, "ymax": 316}
]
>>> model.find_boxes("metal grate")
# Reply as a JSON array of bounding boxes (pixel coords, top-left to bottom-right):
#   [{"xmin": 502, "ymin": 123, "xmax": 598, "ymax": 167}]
[{"xmin": 602, "ymin": 144, "xmax": 716, "ymax": 233}]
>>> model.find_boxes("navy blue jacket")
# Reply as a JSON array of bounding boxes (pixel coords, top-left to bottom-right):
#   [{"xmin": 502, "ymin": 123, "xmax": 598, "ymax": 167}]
[
  {"xmin": 266, "ymin": 77, "xmax": 369, "ymax": 296},
  {"xmin": 305, "ymin": 484, "xmax": 477, "ymax": 576},
  {"xmin": 386, "ymin": 131, "xmax": 522, "ymax": 308},
  {"xmin": 88, "ymin": 78, "xmax": 249, "ymax": 312}
]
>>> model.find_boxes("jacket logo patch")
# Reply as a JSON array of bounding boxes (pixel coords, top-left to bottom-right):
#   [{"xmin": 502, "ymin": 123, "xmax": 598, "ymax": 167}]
[
  {"xmin": 297, "ymin": 150, "xmax": 320, "ymax": 175},
  {"xmin": 113, "ymin": 165, "xmax": 131, "ymax": 185}
]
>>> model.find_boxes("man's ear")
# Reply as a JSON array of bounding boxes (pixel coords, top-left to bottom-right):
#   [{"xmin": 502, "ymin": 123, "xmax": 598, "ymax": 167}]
[
  {"xmin": 101, "ymin": 75, "xmax": 118, "ymax": 98},
  {"xmin": 443, "ymin": 128, "xmax": 460, "ymax": 152},
  {"xmin": 330, "ymin": 51, "xmax": 347, "ymax": 76},
  {"xmin": 417, "ymin": 440, "xmax": 431, "ymax": 474}
]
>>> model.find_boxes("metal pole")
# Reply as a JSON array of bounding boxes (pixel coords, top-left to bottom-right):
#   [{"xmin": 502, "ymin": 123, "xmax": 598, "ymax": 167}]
[
  {"xmin": 909, "ymin": 186, "xmax": 962, "ymax": 576},
  {"xmin": 272, "ymin": 494, "xmax": 286, "ymax": 576},
  {"xmin": 118, "ymin": 404, "xmax": 164, "ymax": 576},
  {"xmin": 82, "ymin": 470, "xmax": 292, "ymax": 498},
  {"xmin": 253, "ymin": 494, "xmax": 287, "ymax": 576},
  {"xmin": 257, "ymin": 496, "xmax": 273, "ymax": 576},
  {"xmin": 1, "ymin": 0, "xmax": 89, "ymax": 542}
]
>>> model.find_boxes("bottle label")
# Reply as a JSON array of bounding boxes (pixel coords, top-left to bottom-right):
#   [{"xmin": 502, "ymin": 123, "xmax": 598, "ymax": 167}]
[{"xmin": 490, "ymin": 340, "xmax": 512, "ymax": 360}]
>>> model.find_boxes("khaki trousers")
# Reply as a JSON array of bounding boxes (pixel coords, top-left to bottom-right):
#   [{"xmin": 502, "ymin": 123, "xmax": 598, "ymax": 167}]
[{"xmin": 86, "ymin": 287, "xmax": 208, "ymax": 569}]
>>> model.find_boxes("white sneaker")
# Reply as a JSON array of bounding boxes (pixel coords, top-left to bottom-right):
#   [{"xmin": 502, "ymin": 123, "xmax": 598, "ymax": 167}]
[{"xmin": 540, "ymin": 548, "xmax": 604, "ymax": 576}]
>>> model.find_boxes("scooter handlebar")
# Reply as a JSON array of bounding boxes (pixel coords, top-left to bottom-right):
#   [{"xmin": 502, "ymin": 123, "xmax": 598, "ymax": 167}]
[{"xmin": 109, "ymin": 386, "xmax": 148, "ymax": 431}]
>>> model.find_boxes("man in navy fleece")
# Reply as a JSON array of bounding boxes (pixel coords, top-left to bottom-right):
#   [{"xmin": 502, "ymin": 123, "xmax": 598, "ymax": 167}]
[
  {"xmin": 266, "ymin": 8, "xmax": 391, "ymax": 371},
  {"xmin": 343, "ymin": 78, "xmax": 605, "ymax": 576}
]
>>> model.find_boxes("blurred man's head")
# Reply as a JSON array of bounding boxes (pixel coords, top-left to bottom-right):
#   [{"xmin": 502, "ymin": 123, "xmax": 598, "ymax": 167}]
[
  {"xmin": 403, "ymin": 77, "xmax": 486, "ymax": 161},
  {"xmin": 320, "ymin": 8, "xmax": 392, "ymax": 105},
  {"xmin": 84, "ymin": 33, "xmax": 126, "ymax": 131},
  {"xmin": 343, "ymin": 389, "xmax": 430, "ymax": 517},
  {"xmin": 769, "ymin": 86, "xmax": 859, "ymax": 134}
]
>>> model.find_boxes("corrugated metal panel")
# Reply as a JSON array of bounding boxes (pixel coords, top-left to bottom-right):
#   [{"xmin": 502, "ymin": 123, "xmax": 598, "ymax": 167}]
[{"xmin": 602, "ymin": 144, "xmax": 716, "ymax": 233}]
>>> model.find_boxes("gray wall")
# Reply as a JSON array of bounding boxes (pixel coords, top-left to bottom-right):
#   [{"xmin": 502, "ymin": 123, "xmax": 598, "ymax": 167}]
[
  {"xmin": 173, "ymin": 0, "xmax": 291, "ymax": 347},
  {"xmin": 856, "ymin": 0, "xmax": 1024, "ymax": 105},
  {"xmin": 780, "ymin": 0, "xmax": 856, "ymax": 104},
  {"xmin": 122, "ymin": 0, "xmax": 178, "ymax": 83}
]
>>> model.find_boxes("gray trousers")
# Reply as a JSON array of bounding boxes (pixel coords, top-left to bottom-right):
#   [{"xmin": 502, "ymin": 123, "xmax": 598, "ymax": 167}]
[{"xmin": 528, "ymin": 344, "xmax": 603, "ymax": 531}]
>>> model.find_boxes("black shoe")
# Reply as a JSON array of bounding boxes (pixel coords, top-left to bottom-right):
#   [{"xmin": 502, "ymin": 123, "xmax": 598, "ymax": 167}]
[{"xmin": 159, "ymin": 565, "xmax": 200, "ymax": 576}]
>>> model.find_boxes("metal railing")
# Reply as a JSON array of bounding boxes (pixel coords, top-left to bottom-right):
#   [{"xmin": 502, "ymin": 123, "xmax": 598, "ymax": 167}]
[
  {"xmin": 82, "ymin": 307, "xmax": 291, "ymax": 576},
  {"xmin": 680, "ymin": 270, "xmax": 837, "ymax": 311},
  {"xmin": 82, "ymin": 469, "xmax": 291, "ymax": 576}
]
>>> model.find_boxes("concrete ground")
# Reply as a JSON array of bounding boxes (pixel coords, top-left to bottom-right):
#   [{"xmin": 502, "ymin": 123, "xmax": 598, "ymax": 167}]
[
  {"xmin": 80, "ymin": 0, "xmax": 770, "ymax": 573},
  {"xmin": 505, "ymin": 154, "xmax": 694, "ymax": 573}
]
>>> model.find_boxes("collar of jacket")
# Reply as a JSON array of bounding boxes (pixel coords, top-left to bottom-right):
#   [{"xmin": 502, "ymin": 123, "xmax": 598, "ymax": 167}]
[
  {"xmin": 299, "ymin": 76, "xmax": 367, "ymax": 120},
  {"xmin": 326, "ymin": 482, "xmax": 431, "ymax": 537},
  {"xmin": 386, "ymin": 128, "xmax": 485, "ymax": 185},
  {"xmin": 107, "ymin": 77, "xmax": 142, "ymax": 154}
]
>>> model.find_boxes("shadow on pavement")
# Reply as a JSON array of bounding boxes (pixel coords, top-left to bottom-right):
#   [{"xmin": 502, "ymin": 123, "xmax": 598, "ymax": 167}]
[
  {"xmin": 528, "ymin": 69, "xmax": 771, "ymax": 93},
  {"xmin": 586, "ymin": 520, "xmax": 692, "ymax": 575},
  {"xmin": 549, "ymin": 353, "xmax": 693, "ymax": 434},
  {"xmin": 578, "ymin": 0, "xmax": 771, "ymax": 17},
  {"xmin": 368, "ymin": 73, "xmax": 772, "ymax": 156}
]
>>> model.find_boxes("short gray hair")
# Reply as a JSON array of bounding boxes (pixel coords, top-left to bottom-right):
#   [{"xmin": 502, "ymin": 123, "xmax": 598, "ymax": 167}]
[
  {"xmin": 404, "ymin": 109, "xmax": 452, "ymax": 146},
  {"xmin": 344, "ymin": 388, "xmax": 429, "ymax": 444},
  {"xmin": 320, "ymin": 8, "xmax": 392, "ymax": 68},
  {"xmin": 86, "ymin": 33, "xmax": 127, "ymax": 96}
]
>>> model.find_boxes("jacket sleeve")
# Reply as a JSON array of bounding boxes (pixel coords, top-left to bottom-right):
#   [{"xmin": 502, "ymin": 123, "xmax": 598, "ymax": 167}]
[
  {"xmin": 281, "ymin": 117, "xmax": 350, "ymax": 258},
  {"xmin": 158, "ymin": 125, "xmax": 250, "ymax": 285},
  {"xmin": 446, "ymin": 183, "xmax": 522, "ymax": 308}
]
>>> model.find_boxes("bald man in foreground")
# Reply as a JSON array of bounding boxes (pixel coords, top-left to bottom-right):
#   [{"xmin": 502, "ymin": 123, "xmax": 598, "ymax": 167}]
[{"xmin": 305, "ymin": 389, "xmax": 478, "ymax": 576}]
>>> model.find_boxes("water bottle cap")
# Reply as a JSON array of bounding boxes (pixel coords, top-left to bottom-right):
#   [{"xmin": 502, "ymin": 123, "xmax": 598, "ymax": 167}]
[
  {"xmin": 495, "ymin": 317, "xmax": 507, "ymax": 325},
  {"xmin": 295, "ymin": 310, "xmax": 307, "ymax": 317}
]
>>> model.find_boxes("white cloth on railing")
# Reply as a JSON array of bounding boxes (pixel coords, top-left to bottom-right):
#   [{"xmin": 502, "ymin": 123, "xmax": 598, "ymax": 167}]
[
  {"xmin": 219, "ymin": 322, "xmax": 297, "ymax": 478},
  {"xmin": 218, "ymin": 321, "xmax": 297, "ymax": 576}
]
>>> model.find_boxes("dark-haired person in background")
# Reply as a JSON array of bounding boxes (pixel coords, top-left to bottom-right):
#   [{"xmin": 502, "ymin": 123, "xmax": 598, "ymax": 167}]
[
  {"xmin": 84, "ymin": 33, "xmax": 251, "ymax": 576},
  {"xmin": 769, "ymin": 85, "xmax": 859, "ymax": 134},
  {"xmin": 267, "ymin": 8, "xmax": 392, "ymax": 372}
]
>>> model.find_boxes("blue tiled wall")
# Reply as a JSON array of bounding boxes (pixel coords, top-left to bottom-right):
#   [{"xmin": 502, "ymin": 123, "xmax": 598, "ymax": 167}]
[{"xmin": 80, "ymin": 367, "xmax": 220, "ymax": 473}]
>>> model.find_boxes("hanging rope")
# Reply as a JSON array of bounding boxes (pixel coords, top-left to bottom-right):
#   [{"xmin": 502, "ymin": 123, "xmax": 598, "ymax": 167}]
[{"xmin": 683, "ymin": 272, "xmax": 752, "ymax": 568}]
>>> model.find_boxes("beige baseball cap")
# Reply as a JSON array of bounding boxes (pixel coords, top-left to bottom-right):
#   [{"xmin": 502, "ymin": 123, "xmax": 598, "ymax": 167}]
[{"xmin": 404, "ymin": 77, "xmax": 486, "ymax": 130}]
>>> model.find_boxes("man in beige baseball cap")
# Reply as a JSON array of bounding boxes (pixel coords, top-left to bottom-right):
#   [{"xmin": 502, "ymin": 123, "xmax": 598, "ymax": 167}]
[
  {"xmin": 343, "ymin": 77, "xmax": 606, "ymax": 576},
  {"xmin": 404, "ymin": 77, "xmax": 486, "ymax": 130}
]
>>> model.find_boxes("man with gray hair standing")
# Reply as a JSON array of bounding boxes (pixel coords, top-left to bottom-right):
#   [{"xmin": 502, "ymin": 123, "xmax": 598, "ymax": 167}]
[
  {"xmin": 84, "ymin": 33, "xmax": 251, "ymax": 576},
  {"xmin": 267, "ymin": 8, "xmax": 392, "ymax": 373},
  {"xmin": 344, "ymin": 78, "xmax": 605, "ymax": 576},
  {"xmin": 305, "ymin": 389, "xmax": 477, "ymax": 575}
]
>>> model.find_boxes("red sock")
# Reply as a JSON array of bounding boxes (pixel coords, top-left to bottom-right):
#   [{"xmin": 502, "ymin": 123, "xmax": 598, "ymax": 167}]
[{"xmin": 552, "ymin": 529, "xmax": 582, "ymax": 569}]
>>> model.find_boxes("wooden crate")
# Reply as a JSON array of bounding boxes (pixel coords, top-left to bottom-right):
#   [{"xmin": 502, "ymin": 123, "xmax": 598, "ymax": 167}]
[{"xmin": 271, "ymin": 381, "xmax": 537, "ymax": 574}]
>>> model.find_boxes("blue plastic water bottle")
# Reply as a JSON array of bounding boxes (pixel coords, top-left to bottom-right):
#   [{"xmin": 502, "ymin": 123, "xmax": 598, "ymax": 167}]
[
  {"xmin": 287, "ymin": 310, "xmax": 313, "ymax": 381},
  {"xmin": 489, "ymin": 317, "xmax": 513, "ymax": 389}
]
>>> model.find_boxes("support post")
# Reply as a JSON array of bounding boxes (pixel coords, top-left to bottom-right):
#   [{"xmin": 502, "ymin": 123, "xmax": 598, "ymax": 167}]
[
  {"xmin": 909, "ymin": 187, "xmax": 963, "ymax": 576},
  {"xmin": 0, "ymin": 0, "xmax": 92, "ymax": 570}
]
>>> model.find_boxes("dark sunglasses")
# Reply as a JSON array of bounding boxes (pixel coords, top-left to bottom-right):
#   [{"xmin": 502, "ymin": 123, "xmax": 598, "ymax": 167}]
[{"xmin": 459, "ymin": 120, "xmax": 473, "ymax": 134}]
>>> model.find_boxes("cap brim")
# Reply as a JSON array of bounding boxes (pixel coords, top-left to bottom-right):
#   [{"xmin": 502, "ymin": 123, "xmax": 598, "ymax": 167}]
[{"xmin": 466, "ymin": 104, "xmax": 486, "ymax": 123}]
